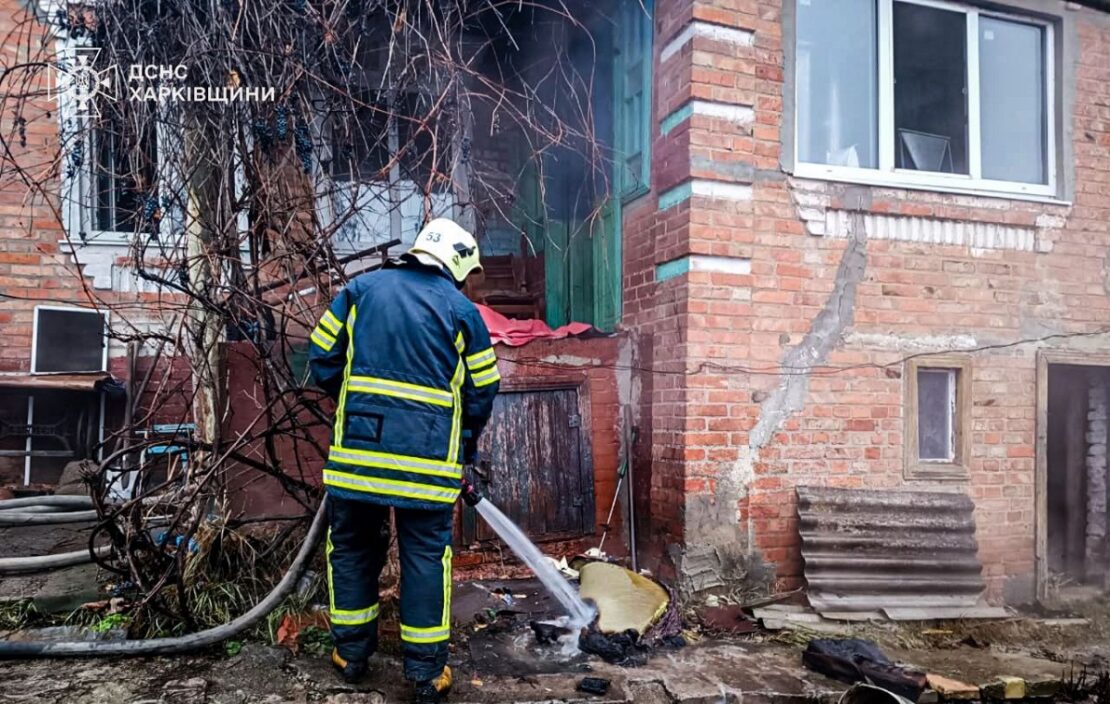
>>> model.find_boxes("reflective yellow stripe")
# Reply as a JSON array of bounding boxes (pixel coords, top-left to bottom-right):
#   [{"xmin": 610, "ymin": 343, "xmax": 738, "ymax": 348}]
[
  {"xmin": 465, "ymin": 347, "xmax": 496, "ymax": 370},
  {"xmin": 347, "ymin": 376, "xmax": 453, "ymax": 408},
  {"xmin": 471, "ymin": 365, "xmax": 501, "ymax": 388},
  {"xmin": 454, "ymin": 332, "xmax": 465, "ymax": 354},
  {"xmin": 328, "ymin": 447, "xmax": 462, "ymax": 478},
  {"xmin": 326, "ymin": 529, "xmax": 335, "ymax": 612},
  {"xmin": 326, "ymin": 529, "xmax": 380, "ymax": 626},
  {"xmin": 330, "ymin": 603, "xmax": 380, "ymax": 626},
  {"xmin": 441, "ymin": 545, "xmax": 453, "ymax": 629},
  {"xmin": 311, "ymin": 328, "xmax": 336, "ymax": 351},
  {"xmin": 448, "ymin": 358, "xmax": 464, "ymax": 462},
  {"xmin": 324, "ymin": 469, "xmax": 458, "ymax": 503},
  {"xmin": 334, "ymin": 305, "xmax": 357, "ymax": 447},
  {"xmin": 320, "ymin": 310, "xmax": 342, "ymax": 336},
  {"xmin": 401, "ymin": 624, "xmax": 451, "ymax": 643}
]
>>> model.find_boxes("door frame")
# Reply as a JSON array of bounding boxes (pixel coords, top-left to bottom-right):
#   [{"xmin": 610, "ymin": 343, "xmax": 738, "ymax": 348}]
[{"xmin": 1035, "ymin": 350, "xmax": 1110, "ymax": 601}]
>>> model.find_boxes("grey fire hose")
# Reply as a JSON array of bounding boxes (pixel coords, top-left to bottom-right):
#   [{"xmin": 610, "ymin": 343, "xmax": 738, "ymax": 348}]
[
  {"xmin": 0, "ymin": 510, "xmax": 100, "ymax": 525},
  {"xmin": 0, "ymin": 496, "xmax": 95, "ymax": 510},
  {"xmin": 0, "ymin": 546, "xmax": 114, "ymax": 574},
  {"xmin": 0, "ymin": 495, "xmax": 99, "ymax": 525},
  {"xmin": 0, "ymin": 498, "xmax": 326, "ymax": 658}
]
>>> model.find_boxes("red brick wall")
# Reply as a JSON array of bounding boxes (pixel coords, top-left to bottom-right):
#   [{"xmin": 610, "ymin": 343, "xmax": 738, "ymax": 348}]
[
  {"xmin": 635, "ymin": 0, "xmax": 1110, "ymax": 602},
  {"xmin": 0, "ymin": 1, "xmax": 86, "ymax": 374},
  {"xmin": 0, "ymin": 0, "xmax": 186, "ymax": 377}
]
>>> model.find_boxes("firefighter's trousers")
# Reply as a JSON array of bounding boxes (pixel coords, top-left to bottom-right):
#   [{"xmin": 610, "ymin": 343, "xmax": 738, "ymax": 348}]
[{"xmin": 326, "ymin": 496, "xmax": 454, "ymax": 682}]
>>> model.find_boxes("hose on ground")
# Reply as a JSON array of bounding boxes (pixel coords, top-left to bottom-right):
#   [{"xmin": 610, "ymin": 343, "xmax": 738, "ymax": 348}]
[
  {"xmin": 0, "ymin": 495, "xmax": 98, "ymax": 525},
  {"xmin": 0, "ymin": 497, "xmax": 327, "ymax": 658},
  {"xmin": 0, "ymin": 510, "xmax": 100, "ymax": 525},
  {"xmin": 0, "ymin": 496, "xmax": 94, "ymax": 510},
  {"xmin": 0, "ymin": 505, "xmax": 61, "ymax": 514},
  {"xmin": 0, "ymin": 546, "xmax": 113, "ymax": 574}
]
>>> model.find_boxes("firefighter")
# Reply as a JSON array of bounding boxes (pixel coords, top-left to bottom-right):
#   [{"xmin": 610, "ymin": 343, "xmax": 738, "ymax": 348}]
[{"xmin": 308, "ymin": 218, "xmax": 500, "ymax": 703}]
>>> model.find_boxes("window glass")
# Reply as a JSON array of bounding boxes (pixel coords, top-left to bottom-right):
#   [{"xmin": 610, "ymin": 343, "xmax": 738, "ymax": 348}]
[
  {"xmin": 796, "ymin": 0, "xmax": 878, "ymax": 168},
  {"xmin": 980, "ymin": 17, "xmax": 1047, "ymax": 184},
  {"xmin": 330, "ymin": 96, "xmax": 390, "ymax": 183},
  {"xmin": 917, "ymin": 368, "xmax": 955, "ymax": 461},
  {"xmin": 93, "ymin": 113, "xmax": 158, "ymax": 233},
  {"xmin": 893, "ymin": 2, "xmax": 968, "ymax": 175}
]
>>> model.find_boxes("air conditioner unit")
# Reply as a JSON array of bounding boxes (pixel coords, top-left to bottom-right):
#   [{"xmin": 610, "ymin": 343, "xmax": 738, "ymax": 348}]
[{"xmin": 31, "ymin": 306, "xmax": 109, "ymax": 374}]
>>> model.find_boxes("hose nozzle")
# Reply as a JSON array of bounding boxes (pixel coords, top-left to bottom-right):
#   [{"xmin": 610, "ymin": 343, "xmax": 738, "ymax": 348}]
[{"xmin": 460, "ymin": 478, "xmax": 483, "ymax": 507}]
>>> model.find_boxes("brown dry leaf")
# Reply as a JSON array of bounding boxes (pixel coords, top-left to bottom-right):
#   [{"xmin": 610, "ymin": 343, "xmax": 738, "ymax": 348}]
[{"xmin": 277, "ymin": 614, "xmax": 301, "ymax": 653}]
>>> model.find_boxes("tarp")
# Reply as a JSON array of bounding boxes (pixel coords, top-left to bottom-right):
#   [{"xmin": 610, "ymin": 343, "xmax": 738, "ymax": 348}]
[{"xmin": 476, "ymin": 304, "xmax": 597, "ymax": 347}]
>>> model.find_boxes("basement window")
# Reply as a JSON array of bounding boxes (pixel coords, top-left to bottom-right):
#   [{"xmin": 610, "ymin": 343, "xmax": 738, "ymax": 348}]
[
  {"xmin": 905, "ymin": 356, "xmax": 971, "ymax": 479},
  {"xmin": 794, "ymin": 0, "xmax": 1057, "ymax": 198}
]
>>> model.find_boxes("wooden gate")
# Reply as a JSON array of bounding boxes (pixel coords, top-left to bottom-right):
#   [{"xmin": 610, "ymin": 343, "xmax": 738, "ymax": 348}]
[{"xmin": 458, "ymin": 386, "xmax": 595, "ymax": 545}]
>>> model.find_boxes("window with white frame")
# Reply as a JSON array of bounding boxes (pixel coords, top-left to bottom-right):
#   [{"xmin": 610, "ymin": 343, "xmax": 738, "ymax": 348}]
[
  {"xmin": 904, "ymin": 356, "xmax": 971, "ymax": 479},
  {"xmin": 58, "ymin": 39, "xmax": 174, "ymax": 244},
  {"xmin": 318, "ymin": 30, "xmax": 457, "ymax": 252},
  {"xmin": 794, "ymin": 0, "xmax": 1056, "ymax": 197}
]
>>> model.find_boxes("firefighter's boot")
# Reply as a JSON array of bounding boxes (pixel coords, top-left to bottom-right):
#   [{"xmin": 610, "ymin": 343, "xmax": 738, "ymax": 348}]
[
  {"xmin": 331, "ymin": 648, "xmax": 368, "ymax": 684},
  {"xmin": 413, "ymin": 666, "xmax": 452, "ymax": 703}
]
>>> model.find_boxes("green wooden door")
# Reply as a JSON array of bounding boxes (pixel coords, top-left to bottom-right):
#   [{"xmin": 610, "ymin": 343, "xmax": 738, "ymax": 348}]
[{"xmin": 511, "ymin": 0, "xmax": 652, "ymax": 332}]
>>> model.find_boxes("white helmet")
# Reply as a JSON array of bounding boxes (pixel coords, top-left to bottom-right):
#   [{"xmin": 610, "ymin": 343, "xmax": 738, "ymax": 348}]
[{"xmin": 408, "ymin": 218, "xmax": 482, "ymax": 283}]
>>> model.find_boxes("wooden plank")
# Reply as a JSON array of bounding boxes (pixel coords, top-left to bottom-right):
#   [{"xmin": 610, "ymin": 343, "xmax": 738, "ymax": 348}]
[{"xmin": 927, "ymin": 674, "xmax": 979, "ymax": 700}]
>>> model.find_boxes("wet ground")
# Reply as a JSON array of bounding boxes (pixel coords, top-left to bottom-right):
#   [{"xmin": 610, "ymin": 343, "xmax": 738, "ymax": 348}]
[
  {"xmin": 3, "ymin": 575, "xmax": 1110, "ymax": 703},
  {"xmin": 0, "ymin": 611, "xmax": 1106, "ymax": 704},
  {"xmin": 0, "ymin": 640, "xmax": 846, "ymax": 704}
]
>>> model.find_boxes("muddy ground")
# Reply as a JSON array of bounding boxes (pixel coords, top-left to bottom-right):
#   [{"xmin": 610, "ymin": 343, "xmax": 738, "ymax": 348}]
[
  {"xmin": 4, "ymin": 568, "xmax": 1110, "ymax": 703},
  {"xmin": 2, "ymin": 600, "xmax": 1110, "ymax": 704}
]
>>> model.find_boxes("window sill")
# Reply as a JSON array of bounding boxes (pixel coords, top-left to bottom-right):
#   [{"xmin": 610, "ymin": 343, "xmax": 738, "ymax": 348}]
[
  {"xmin": 791, "ymin": 163, "xmax": 1070, "ymax": 206},
  {"xmin": 74, "ymin": 231, "xmax": 136, "ymax": 246},
  {"xmin": 905, "ymin": 462, "xmax": 969, "ymax": 482}
]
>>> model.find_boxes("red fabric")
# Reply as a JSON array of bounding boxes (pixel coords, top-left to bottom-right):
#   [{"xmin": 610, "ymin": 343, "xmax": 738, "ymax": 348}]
[{"xmin": 477, "ymin": 304, "xmax": 594, "ymax": 347}]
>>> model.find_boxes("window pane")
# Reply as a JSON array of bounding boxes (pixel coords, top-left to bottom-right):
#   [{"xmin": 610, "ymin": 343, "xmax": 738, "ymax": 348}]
[
  {"xmin": 796, "ymin": 0, "xmax": 878, "ymax": 168},
  {"xmin": 93, "ymin": 114, "xmax": 158, "ymax": 234},
  {"xmin": 980, "ymin": 17, "xmax": 1047, "ymax": 184},
  {"xmin": 918, "ymin": 369, "xmax": 954, "ymax": 461},
  {"xmin": 94, "ymin": 129, "xmax": 116, "ymax": 231},
  {"xmin": 894, "ymin": 2, "xmax": 968, "ymax": 175}
]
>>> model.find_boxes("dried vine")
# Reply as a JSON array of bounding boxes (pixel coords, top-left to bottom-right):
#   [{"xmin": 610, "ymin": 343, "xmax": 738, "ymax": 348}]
[{"xmin": 0, "ymin": 0, "xmax": 624, "ymax": 629}]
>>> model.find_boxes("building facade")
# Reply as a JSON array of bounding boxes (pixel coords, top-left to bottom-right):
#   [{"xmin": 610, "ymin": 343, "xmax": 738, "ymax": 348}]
[{"xmin": 3, "ymin": 0, "xmax": 1110, "ymax": 603}]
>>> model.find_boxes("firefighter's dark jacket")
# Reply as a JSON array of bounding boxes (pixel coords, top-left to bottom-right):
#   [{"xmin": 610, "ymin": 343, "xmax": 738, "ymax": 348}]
[{"xmin": 308, "ymin": 260, "xmax": 500, "ymax": 510}]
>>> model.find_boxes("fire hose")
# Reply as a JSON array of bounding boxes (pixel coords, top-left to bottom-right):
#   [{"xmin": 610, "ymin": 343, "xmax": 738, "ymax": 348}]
[
  {"xmin": 0, "ymin": 498, "xmax": 327, "ymax": 658},
  {"xmin": 0, "ymin": 496, "xmax": 106, "ymax": 574}
]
